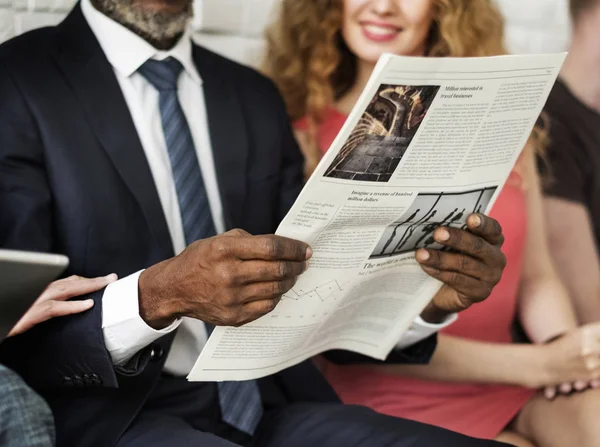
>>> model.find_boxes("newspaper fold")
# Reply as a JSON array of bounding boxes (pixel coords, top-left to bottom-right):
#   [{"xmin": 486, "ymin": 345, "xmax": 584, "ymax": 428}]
[{"xmin": 189, "ymin": 52, "xmax": 566, "ymax": 381}]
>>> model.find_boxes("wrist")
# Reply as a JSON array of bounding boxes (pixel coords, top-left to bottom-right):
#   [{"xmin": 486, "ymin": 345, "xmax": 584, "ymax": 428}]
[
  {"xmin": 420, "ymin": 302, "xmax": 451, "ymax": 324},
  {"xmin": 138, "ymin": 260, "xmax": 180, "ymax": 329},
  {"xmin": 524, "ymin": 345, "xmax": 554, "ymax": 389}
]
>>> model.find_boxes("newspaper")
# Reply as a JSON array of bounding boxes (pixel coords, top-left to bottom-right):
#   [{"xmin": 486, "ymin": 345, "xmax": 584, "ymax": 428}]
[{"xmin": 189, "ymin": 52, "xmax": 566, "ymax": 381}]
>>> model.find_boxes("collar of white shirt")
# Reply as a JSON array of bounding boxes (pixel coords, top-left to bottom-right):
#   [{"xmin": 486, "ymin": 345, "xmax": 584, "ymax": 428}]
[{"xmin": 80, "ymin": 0, "xmax": 202, "ymax": 85}]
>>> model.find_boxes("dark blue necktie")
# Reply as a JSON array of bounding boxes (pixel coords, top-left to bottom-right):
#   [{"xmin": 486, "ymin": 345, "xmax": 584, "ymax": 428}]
[{"xmin": 138, "ymin": 57, "xmax": 264, "ymax": 435}]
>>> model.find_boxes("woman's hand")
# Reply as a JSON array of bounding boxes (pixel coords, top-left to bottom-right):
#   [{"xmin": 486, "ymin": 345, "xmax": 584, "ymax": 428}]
[
  {"xmin": 8, "ymin": 274, "xmax": 117, "ymax": 337},
  {"xmin": 539, "ymin": 323, "xmax": 600, "ymax": 399}
]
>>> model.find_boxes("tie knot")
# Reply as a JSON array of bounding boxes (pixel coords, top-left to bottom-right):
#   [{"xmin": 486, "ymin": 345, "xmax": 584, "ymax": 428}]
[{"xmin": 138, "ymin": 57, "xmax": 184, "ymax": 91}]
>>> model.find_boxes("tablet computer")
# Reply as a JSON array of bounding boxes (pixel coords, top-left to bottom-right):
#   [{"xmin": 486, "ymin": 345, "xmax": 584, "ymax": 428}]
[{"xmin": 0, "ymin": 249, "xmax": 69, "ymax": 342}]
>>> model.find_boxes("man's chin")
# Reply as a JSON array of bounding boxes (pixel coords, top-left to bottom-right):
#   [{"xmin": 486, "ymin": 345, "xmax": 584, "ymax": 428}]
[
  {"xmin": 132, "ymin": 0, "xmax": 192, "ymax": 16},
  {"xmin": 94, "ymin": 0, "xmax": 193, "ymax": 47}
]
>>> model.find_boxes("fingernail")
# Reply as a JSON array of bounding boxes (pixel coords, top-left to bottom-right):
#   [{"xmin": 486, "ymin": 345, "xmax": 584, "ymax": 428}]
[
  {"xmin": 105, "ymin": 273, "xmax": 118, "ymax": 281},
  {"xmin": 303, "ymin": 261, "xmax": 310, "ymax": 272},
  {"xmin": 305, "ymin": 247, "xmax": 313, "ymax": 259},
  {"xmin": 435, "ymin": 229, "xmax": 450, "ymax": 242},
  {"xmin": 470, "ymin": 215, "xmax": 482, "ymax": 227},
  {"xmin": 416, "ymin": 249, "xmax": 430, "ymax": 262},
  {"xmin": 84, "ymin": 299, "xmax": 95, "ymax": 307}
]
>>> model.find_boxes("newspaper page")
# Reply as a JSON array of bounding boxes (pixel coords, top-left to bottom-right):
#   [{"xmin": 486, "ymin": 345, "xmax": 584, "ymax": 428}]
[{"xmin": 189, "ymin": 52, "xmax": 566, "ymax": 381}]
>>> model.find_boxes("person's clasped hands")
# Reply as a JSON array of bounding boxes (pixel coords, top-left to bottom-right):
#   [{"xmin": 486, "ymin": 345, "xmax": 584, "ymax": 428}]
[{"xmin": 539, "ymin": 323, "xmax": 600, "ymax": 400}]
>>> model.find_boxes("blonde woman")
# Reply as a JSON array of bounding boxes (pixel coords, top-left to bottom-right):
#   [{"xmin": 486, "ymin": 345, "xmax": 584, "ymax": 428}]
[{"xmin": 264, "ymin": 1, "xmax": 600, "ymax": 446}]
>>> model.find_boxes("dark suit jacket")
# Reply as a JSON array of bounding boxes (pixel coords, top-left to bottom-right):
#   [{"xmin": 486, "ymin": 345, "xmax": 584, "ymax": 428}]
[{"xmin": 0, "ymin": 6, "xmax": 436, "ymax": 447}]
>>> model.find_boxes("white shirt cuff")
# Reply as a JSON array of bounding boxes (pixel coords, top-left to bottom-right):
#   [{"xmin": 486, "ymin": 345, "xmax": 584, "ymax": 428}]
[
  {"xmin": 394, "ymin": 313, "xmax": 458, "ymax": 350},
  {"xmin": 102, "ymin": 270, "xmax": 181, "ymax": 366}
]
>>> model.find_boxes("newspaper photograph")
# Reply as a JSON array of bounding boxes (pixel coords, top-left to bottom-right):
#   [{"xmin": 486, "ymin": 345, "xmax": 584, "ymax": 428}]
[
  {"xmin": 189, "ymin": 52, "xmax": 566, "ymax": 382},
  {"xmin": 324, "ymin": 84, "xmax": 440, "ymax": 182},
  {"xmin": 371, "ymin": 187, "xmax": 497, "ymax": 258}
]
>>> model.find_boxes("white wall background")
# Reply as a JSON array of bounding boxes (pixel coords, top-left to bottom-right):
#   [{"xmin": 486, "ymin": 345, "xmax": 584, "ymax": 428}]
[
  {"xmin": 496, "ymin": 0, "xmax": 571, "ymax": 54},
  {"xmin": 0, "ymin": 0, "xmax": 571, "ymax": 67}
]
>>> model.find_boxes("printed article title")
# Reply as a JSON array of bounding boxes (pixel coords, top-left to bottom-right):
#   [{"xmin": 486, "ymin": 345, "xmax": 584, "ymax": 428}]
[
  {"xmin": 440, "ymin": 85, "xmax": 484, "ymax": 99},
  {"xmin": 348, "ymin": 190, "xmax": 413, "ymax": 203}
]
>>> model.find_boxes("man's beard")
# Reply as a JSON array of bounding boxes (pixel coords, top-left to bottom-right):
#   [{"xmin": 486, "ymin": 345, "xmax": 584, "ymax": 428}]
[{"xmin": 93, "ymin": 0, "xmax": 193, "ymax": 48}]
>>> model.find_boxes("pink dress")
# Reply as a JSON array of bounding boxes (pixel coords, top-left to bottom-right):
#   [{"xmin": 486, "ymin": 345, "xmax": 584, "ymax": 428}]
[{"xmin": 295, "ymin": 108, "xmax": 536, "ymax": 440}]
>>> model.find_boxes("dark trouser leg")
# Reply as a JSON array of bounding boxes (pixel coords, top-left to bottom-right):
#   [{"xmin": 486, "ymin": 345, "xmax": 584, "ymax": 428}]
[
  {"xmin": 0, "ymin": 364, "xmax": 55, "ymax": 447},
  {"xmin": 115, "ymin": 411, "xmax": 240, "ymax": 447},
  {"xmin": 254, "ymin": 403, "xmax": 510, "ymax": 447},
  {"xmin": 117, "ymin": 374, "xmax": 251, "ymax": 447}
]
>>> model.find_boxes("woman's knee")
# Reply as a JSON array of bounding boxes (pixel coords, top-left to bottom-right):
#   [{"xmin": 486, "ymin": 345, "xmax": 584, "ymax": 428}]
[
  {"xmin": 515, "ymin": 389, "xmax": 600, "ymax": 447},
  {"xmin": 567, "ymin": 389, "xmax": 600, "ymax": 445},
  {"xmin": 495, "ymin": 431, "xmax": 536, "ymax": 447}
]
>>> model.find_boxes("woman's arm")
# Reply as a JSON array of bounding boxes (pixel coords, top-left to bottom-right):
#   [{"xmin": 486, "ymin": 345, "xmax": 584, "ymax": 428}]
[
  {"xmin": 369, "ymin": 322, "xmax": 600, "ymax": 390},
  {"xmin": 543, "ymin": 198, "xmax": 600, "ymax": 324},
  {"xmin": 517, "ymin": 147, "xmax": 578, "ymax": 342},
  {"xmin": 372, "ymin": 334, "xmax": 545, "ymax": 388}
]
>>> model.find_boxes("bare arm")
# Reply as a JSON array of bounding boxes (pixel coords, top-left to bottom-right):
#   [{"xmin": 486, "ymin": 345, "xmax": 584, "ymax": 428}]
[
  {"xmin": 543, "ymin": 198, "xmax": 600, "ymax": 324},
  {"xmin": 371, "ymin": 334, "xmax": 544, "ymax": 388},
  {"xmin": 517, "ymin": 147, "xmax": 578, "ymax": 342}
]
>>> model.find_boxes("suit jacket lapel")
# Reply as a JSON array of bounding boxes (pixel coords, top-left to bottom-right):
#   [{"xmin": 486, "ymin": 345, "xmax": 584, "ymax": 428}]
[
  {"xmin": 53, "ymin": 7, "xmax": 174, "ymax": 259},
  {"xmin": 192, "ymin": 46, "xmax": 249, "ymax": 230}
]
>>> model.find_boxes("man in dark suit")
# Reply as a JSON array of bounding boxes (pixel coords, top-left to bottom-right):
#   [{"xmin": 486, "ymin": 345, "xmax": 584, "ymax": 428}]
[{"xmin": 0, "ymin": 0, "xmax": 508, "ymax": 445}]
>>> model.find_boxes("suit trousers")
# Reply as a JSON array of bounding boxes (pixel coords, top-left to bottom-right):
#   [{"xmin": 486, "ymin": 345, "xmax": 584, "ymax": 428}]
[
  {"xmin": 117, "ymin": 375, "xmax": 508, "ymax": 447},
  {"xmin": 0, "ymin": 364, "xmax": 55, "ymax": 447}
]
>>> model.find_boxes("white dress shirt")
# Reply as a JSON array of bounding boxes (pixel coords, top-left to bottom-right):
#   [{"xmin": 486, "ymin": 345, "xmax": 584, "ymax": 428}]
[{"xmin": 81, "ymin": 0, "xmax": 456, "ymax": 377}]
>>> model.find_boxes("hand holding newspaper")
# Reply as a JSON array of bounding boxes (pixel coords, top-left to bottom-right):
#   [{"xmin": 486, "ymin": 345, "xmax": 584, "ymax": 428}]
[{"xmin": 189, "ymin": 52, "xmax": 566, "ymax": 381}]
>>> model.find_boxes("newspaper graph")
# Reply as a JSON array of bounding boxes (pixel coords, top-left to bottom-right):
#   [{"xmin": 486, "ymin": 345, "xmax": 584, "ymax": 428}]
[{"xmin": 282, "ymin": 280, "xmax": 343, "ymax": 303}]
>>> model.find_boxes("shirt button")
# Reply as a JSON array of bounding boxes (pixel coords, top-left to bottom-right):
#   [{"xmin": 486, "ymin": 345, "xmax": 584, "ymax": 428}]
[
  {"xmin": 90, "ymin": 374, "xmax": 102, "ymax": 385},
  {"xmin": 150, "ymin": 344, "xmax": 164, "ymax": 362},
  {"xmin": 73, "ymin": 375, "xmax": 84, "ymax": 387}
]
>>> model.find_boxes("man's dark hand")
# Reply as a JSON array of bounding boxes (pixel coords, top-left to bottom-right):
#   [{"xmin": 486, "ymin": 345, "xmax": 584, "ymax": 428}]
[
  {"xmin": 138, "ymin": 229, "xmax": 311, "ymax": 329},
  {"xmin": 416, "ymin": 214, "xmax": 506, "ymax": 323}
]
